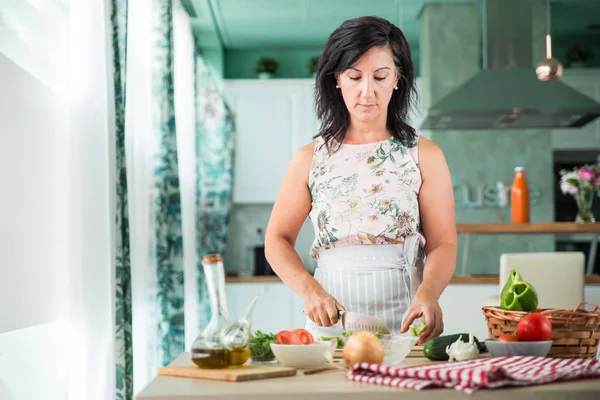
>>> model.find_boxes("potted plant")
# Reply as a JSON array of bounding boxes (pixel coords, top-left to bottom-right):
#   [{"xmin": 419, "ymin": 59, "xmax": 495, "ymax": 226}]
[
  {"xmin": 307, "ymin": 55, "xmax": 319, "ymax": 78},
  {"xmin": 565, "ymin": 44, "xmax": 592, "ymax": 68},
  {"xmin": 255, "ymin": 56, "xmax": 279, "ymax": 79}
]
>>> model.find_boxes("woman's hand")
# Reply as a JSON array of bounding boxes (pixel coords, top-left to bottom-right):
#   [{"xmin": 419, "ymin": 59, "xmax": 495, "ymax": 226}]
[
  {"xmin": 302, "ymin": 287, "xmax": 344, "ymax": 327},
  {"xmin": 400, "ymin": 289, "xmax": 444, "ymax": 345}
]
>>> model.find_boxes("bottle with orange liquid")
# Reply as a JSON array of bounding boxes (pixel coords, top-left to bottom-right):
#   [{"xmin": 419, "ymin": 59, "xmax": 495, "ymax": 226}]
[{"xmin": 511, "ymin": 167, "xmax": 530, "ymax": 223}]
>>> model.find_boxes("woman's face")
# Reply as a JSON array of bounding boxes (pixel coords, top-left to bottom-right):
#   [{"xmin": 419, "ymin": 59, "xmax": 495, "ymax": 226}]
[{"xmin": 335, "ymin": 45, "xmax": 399, "ymax": 126}]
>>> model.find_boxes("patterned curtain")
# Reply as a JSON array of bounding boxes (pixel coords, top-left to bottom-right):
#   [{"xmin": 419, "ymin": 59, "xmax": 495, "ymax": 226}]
[
  {"xmin": 111, "ymin": 1, "xmax": 133, "ymax": 400},
  {"xmin": 194, "ymin": 52, "xmax": 236, "ymax": 329},
  {"xmin": 150, "ymin": 0, "xmax": 186, "ymax": 365}
]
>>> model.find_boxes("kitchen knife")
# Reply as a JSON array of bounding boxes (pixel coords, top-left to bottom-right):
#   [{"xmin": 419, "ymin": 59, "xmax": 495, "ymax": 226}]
[{"xmin": 338, "ymin": 310, "xmax": 391, "ymax": 335}]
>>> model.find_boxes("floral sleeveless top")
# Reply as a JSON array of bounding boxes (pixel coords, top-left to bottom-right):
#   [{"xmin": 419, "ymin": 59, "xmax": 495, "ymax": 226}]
[{"xmin": 308, "ymin": 135, "xmax": 426, "ymax": 259}]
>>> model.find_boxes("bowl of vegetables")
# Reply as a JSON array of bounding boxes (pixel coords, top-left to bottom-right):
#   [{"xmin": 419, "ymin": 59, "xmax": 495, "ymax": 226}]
[
  {"xmin": 381, "ymin": 335, "xmax": 419, "ymax": 365},
  {"xmin": 484, "ymin": 312, "xmax": 554, "ymax": 358},
  {"xmin": 270, "ymin": 328, "xmax": 337, "ymax": 369}
]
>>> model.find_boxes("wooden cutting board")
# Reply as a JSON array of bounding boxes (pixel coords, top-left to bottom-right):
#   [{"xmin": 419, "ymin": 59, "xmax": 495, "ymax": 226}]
[
  {"xmin": 157, "ymin": 352, "xmax": 297, "ymax": 382},
  {"xmin": 333, "ymin": 345, "xmax": 424, "ymax": 359},
  {"xmin": 407, "ymin": 345, "xmax": 424, "ymax": 357}
]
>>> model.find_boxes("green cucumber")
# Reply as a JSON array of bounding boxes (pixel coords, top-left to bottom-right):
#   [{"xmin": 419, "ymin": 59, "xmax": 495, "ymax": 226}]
[{"xmin": 423, "ymin": 333, "xmax": 481, "ymax": 361}]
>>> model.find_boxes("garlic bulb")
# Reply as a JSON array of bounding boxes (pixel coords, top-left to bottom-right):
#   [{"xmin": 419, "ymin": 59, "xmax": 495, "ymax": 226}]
[{"xmin": 446, "ymin": 334, "xmax": 480, "ymax": 362}]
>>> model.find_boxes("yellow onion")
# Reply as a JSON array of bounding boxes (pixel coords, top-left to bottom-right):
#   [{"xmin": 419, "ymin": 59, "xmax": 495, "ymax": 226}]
[{"xmin": 342, "ymin": 331, "xmax": 384, "ymax": 368}]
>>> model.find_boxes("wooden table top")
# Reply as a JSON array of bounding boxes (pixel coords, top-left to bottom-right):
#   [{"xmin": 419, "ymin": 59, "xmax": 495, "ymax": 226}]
[{"xmin": 136, "ymin": 353, "xmax": 600, "ymax": 400}]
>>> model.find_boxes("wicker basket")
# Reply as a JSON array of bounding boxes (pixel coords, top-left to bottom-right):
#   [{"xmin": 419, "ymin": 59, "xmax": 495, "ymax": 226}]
[{"xmin": 482, "ymin": 302, "xmax": 600, "ymax": 359}]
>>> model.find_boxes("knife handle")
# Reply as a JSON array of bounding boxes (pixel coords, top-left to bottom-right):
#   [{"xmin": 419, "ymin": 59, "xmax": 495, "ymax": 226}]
[{"xmin": 337, "ymin": 309, "xmax": 346, "ymax": 330}]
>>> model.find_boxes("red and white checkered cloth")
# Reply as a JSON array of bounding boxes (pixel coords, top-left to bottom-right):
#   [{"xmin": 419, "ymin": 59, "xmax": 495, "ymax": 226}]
[{"xmin": 346, "ymin": 356, "xmax": 600, "ymax": 394}]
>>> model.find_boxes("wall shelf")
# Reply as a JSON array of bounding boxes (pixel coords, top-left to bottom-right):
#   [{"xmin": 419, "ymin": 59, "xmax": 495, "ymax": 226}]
[
  {"xmin": 456, "ymin": 222, "xmax": 600, "ymax": 234},
  {"xmin": 456, "ymin": 223, "xmax": 600, "ymax": 275}
]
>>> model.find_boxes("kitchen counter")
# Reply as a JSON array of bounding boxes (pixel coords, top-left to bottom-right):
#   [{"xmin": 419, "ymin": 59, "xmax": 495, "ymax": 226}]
[{"xmin": 136, "ymin": 353, "xmax": 600, "ymax": 400}]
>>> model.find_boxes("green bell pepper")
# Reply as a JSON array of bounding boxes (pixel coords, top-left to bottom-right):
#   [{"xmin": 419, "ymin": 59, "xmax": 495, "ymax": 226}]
[{"xmin": 500, "ymin": 269, "xmax": 538, "ymax": 311}]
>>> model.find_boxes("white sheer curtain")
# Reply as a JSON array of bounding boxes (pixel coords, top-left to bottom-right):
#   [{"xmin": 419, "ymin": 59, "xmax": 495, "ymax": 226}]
[
  {"xmin": 126, "ymin": 0, "xmax": 159, "ymax": 392},
  {"xmin": 0, "ymin": 0, "xmax": 115, "ymax": 399},
  {"xmin": 172, "ymin": 4, "xmax": 201, "ymax": 352},
  {"xmin": 66, "ymin": 0, "xmax": 115, "ymax": 399}
]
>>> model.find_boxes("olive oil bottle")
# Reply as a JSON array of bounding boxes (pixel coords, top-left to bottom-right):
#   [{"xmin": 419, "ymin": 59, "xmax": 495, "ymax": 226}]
[
  {"xmin": 191, "ymin": 346, "xmax": 251, "ymax": 368},
  {"xmin": 190, "ymin": 254, "xmax": 252, "ymax": 368}
]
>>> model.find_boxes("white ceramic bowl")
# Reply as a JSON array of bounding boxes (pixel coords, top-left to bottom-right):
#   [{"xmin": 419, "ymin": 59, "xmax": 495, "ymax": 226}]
[
  {"xmin": 270, "ymin": 342, "xmax": 336, "ymax": 369},
  {"xmin": 485, "ymin": 339, "xmax": 552, "ymax": 358},
  {"xmin": 382, "ymin": 335, "xmax": 419, "ymax": 365}
]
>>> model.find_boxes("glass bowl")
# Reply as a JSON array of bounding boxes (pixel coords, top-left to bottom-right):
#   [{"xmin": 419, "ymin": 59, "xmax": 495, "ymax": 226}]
[{"xmin": 381, "ymin": 335, "xmax": 419, "ymax": 365}]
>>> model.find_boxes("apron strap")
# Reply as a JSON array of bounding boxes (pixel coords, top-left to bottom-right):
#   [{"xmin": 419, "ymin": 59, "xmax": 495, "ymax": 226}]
[{"xmin": 401, "ymin": 235, "xmax": 426, "ymax": 312}]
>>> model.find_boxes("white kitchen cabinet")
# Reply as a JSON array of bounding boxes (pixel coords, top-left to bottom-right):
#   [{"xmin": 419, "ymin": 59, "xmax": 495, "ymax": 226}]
[
  {"xmin": 223, "ymin": 79, "xmax": 318, "ymax": 203},
  {"xmin": 552, "ymin": 69, "xmax": 600, "ymax": 150}
]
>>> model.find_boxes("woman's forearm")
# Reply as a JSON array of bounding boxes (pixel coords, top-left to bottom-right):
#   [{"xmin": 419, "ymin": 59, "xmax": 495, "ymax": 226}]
[
  {"xmin": 418, "ymin": 241, "xmax": 457, "ymax": 300},
  {"xmin": 265, "ymin": 235, "xmax": 323, "ymax": 298}
]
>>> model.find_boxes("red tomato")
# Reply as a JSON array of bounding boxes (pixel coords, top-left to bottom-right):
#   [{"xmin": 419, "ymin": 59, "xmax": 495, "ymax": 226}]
[
  {"xmin": 291, "ymin": 328, "xmax": 314, "ymax": 345},
  {"xmin": 517, "ymin": 312, "xmax": 552, "ymax": 341},
  {"xmin": 497, "ymin": 333, "xmax": 519, "ymax": 342},
  {"xmin": 276, "ymin": 330, "xmax": 293, "ymax": 344}
]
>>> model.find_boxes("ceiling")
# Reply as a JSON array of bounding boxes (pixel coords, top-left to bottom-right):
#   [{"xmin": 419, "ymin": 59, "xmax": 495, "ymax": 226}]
[
  {"xmin": 208, "ymin": 0, "xmax": 410, "ymax": 48},
  {"xmin": 188, "ymin": 0, "xmax": 600, "ymax": 51}
]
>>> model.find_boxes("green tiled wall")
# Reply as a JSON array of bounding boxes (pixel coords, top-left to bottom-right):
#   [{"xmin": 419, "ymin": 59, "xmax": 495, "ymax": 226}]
[
  {"xmin": 224, "ymin": 47, "xmax": 422, "ymax": 79},
  {"xmin": 434, "ymin": 130, "xmax": 555, "ymax": 275},
  {"xmin": 225, "ymin": 48, "xmax": 322, "ymax": 79}
]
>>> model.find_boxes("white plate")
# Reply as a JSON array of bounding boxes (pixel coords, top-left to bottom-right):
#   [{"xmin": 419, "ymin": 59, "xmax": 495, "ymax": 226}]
[{"xmin": 270, "ymin": 341, "xmax": 336, "ymax": 369}]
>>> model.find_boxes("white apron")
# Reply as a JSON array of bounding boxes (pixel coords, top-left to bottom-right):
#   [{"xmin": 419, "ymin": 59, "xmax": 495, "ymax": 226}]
[{"xmin": 305, "ymin": 236, "xmax": 425, "ymax": 338}]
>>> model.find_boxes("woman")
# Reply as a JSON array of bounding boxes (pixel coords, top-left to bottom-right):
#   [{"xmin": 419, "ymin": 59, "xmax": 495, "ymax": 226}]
[{"xmin": 264, "ymin": 16, "xmax": 456, "ymax": 345}]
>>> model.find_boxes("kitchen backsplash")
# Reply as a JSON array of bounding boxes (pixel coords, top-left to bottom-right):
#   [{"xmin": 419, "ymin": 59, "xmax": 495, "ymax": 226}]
[{"xmin": 224, "ymin": 203, "xmax": 317, "ymax": 276}]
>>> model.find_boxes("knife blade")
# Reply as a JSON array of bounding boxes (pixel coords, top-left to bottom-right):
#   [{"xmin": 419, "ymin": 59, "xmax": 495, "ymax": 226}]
[{"xmin": 338, "ymin": 310, "xmax": 391, "ymax": 335}]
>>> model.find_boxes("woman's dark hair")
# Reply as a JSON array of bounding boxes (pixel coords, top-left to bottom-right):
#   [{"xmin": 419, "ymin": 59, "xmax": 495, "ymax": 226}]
[{"xmin": 314, "ymin": 16, "xmax": 418, "ymax": 152}]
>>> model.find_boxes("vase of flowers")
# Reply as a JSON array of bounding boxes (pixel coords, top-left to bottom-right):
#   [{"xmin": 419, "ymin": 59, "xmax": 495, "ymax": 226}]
[{"xmin": 559, "ymin": 165, "xmax": 600, "ymax": 223}]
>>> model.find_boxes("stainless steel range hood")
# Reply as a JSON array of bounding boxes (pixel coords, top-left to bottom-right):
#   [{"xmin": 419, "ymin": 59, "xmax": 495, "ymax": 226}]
[{"xmin": 419, "ymin": 0, "xmax": 600, "ymax": 130}]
